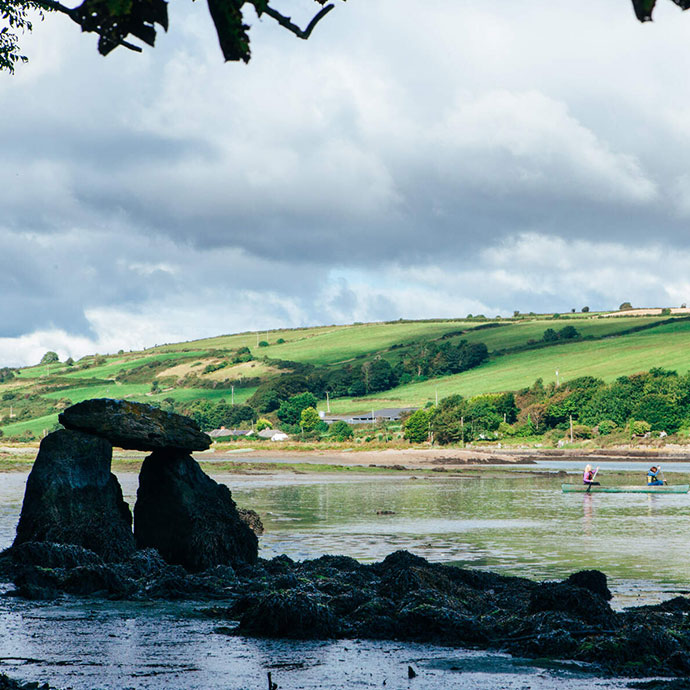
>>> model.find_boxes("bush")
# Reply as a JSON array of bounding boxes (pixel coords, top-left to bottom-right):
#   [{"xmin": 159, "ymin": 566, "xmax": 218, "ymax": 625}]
[
  {"xmin": 276, "ymin": 338, "xmax": 285, "ymax": 344},
  {"xmin": 630, "ymin": 420, "xmax": 652, "ymax": 437},
  {"xmin": 256, "ymin": 418, "xmax": 272, "ymax": 431},
  {"xmin": 329, "ymin": 420, "xmax": 354, "ymax": 441},
  {"xmin": 258, "ymin": 341, "xmax": 269, "ymax": 347},
  {"xmin": 661, "ymin": 307, "xmax": 671, "ymax": 316},
  {"xmin": 571, "ymin": 424, "xmax": 592, "ymax": 439},
  {"xmin": 597, "ymin": 420, "xmax": 617, "ymax": 435},
  {"xmin": 619, "ymin": 302, "xmax": 633, "ymax": 311}
]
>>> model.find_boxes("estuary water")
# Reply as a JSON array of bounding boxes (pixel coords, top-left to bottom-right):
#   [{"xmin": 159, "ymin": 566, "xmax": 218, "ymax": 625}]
[{"xmin": 0, "ymin": 465, "xmax": 688, "ymax": 689}]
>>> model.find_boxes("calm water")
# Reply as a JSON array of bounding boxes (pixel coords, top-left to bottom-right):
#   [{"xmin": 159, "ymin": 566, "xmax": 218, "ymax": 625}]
[{"xmin": 0, "ymin": 466, "xmax": 687, "ymax": 688}]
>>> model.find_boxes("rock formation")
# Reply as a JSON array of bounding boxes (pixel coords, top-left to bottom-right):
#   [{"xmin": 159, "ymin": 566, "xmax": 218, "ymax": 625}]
[
  {"xmin": 13, "ymin": 429, "xmax": 135, "ymax": 561},
  {"xmin": 59, "ymin": 398, "xmax": 211, "ymax": 452},
  {"xmin": 134, "ymin": 450, "xmax": 258, "ymax": 571},
  {"xmin": 11, "ymin": 398, "xmax": 257, "ymax": 572}
]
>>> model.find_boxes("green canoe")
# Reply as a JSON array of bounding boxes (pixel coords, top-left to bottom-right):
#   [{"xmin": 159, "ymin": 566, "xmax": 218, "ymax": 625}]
[{"xmin": 562, "ymin": 483, "xmax": 690, "ymax": 494}]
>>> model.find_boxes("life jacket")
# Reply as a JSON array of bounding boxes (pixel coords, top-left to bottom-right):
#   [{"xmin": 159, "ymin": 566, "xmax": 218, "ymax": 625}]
[{"xmin": 647, "ymin": 469, "xmax": 662, "ymax": 485}]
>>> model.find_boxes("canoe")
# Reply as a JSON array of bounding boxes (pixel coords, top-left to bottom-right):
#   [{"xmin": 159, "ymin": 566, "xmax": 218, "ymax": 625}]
[{"xmin": 562, "ymin": 483, "xmax": 689, "ymax": 494}]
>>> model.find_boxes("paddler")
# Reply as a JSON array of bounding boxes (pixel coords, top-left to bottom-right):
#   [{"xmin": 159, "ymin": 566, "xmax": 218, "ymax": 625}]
[
  {"xmin": 583, "ymin": 464, "xmax": 600, "ymax": 487},
  {"xmin": 647, "ymin": 465, "xmax": 664, "ymax": 486}
]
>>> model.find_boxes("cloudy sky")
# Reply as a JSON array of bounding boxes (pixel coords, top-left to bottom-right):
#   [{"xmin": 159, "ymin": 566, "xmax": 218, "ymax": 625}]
[{"xmin": 3, "ymin": 0, "xmax": 690, "ymax": 366}]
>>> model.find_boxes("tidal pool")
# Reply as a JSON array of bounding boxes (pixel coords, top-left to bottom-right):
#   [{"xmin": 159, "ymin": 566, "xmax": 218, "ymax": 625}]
[{"xmin": 1, "ymin": 466, "xmax": 688, "ymax": 689}]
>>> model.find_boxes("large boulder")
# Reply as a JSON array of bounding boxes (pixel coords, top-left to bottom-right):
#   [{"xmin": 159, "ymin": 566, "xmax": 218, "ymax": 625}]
[
  {"xmin": 59, "ymin": 398, "xmax": 211, "ymax": 452},
  {"xmin": 13, "ymin": 429, "xmax": 135, "ymax": 561},
  {"xmin": 133, "ymin": 450, "xmax": 258, "ymax": 571}
]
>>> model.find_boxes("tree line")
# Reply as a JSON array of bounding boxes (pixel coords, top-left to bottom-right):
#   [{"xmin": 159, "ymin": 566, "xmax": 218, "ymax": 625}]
[{"xmin": 404, "ymin": 367, "xmax": 690, "ymax": 444}]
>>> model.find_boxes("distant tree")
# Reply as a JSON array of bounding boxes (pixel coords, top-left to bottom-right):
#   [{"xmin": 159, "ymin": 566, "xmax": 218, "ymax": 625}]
[
  {"xmin": 256, "ymin": 417, "xmax": 272, "ymax": 431},
  {"xmin": 542, "ymin": 328, "xmax": 559, "ymax": 343},
  {"xmin": 300, "ymin": 406, "xmax": 321, "ymax": 432},
  {"xmin": 277, "ymin": 392, "xmax": 318, "ymax": 425},
  {"xmin": 431, "ymin": 406, "xmax": 465, "ymax": 445},
  {"xmin": 65, "ymin": 357, "xmax": 74, "ymax": 366},
  {"xmin": 403, "ymin": 408, "xmax": 432, "ymax": 443},
  {"xmin": 40, "ymin": 351, "xmax": 59, "ymax": 364},
  {"xmin": 513, "ymin": 310, "xmax": 520, "ymax": 317},
  {"xmin": 582, "ymin": 306, "xmax": 590, "ymax": 313},
  {"xmin": 557, "ymin": 325, "xmax": 580, "ymax": 340},
  {"xmin": 150, "ymin": 380, "xmax": 160, "ymax": 393},
  {"xmin": 661, "ymin": 307, "xmax": 671, "ymax": 316},
  {"xmin": 329, "ymin": 420, "xmax": 354, "ymax": 441},
  {"xmin": 619, "ymin": 302, "xmax": 633, "ymax": 311},
  {"xmin": 571, "ymin": 308, "xmax": 576, "ymax": 313}
]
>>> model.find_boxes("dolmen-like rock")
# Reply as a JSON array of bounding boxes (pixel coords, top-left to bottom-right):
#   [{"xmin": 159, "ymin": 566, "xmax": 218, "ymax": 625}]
[
  {"xmin": 59, "ymin": 398, "xmax": 211, "ymax": 452},
  {"xmin": 13, "ymin": 429, "xmax": 135, "ymax": 561},
  {"xmin": 13, "ymin": 398, "xmax": 257, "ymax": 573},
  {"xmin": 134, "ymin": 450, "xmax": 258, "ymax": 571}
]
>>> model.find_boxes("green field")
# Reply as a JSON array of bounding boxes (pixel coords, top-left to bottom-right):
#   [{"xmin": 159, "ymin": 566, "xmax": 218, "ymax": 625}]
[{"xmin": 4, "ymin": 312, "xmax": 690, "ymax": 438}]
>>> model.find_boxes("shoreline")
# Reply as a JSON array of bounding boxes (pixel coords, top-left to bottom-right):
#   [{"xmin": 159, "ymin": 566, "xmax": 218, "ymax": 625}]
[{"xmin": 4, "ymin": 443, "xmax": 690, "ymax": 473}]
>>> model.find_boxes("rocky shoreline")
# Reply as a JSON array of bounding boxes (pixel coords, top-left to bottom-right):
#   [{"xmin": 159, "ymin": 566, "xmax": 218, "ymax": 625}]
[
  {"xmin": 5, "ymin": 398, "xmax": 690, "ymax": 687},
  {"xmin": 2, "ymin": 543, "xmax": 690, "ymax": 680}
]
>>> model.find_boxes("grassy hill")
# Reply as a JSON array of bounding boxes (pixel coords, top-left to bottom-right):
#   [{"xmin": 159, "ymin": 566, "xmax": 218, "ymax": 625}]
[{"xmin": 3, "ymin": 311, "xmax": 690, "ymax": 440}]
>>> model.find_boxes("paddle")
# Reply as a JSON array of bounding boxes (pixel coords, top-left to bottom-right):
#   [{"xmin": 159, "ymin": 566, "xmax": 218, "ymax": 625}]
[{"xmin": 660, "ymin": 467, "xmax": 668, "ymax": 486}]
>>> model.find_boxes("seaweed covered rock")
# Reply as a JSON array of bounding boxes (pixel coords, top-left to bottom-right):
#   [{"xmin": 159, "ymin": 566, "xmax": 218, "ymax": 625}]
[
  {"xmin": 13, "ymin": 430, "xmax": 135, "ymax": 561},
  {"xmin": 567, "ymin": 569, "xmax": 612, "ymax": 601},
  {"xmin": 59, "ymin": 398, "xmax": 211, "ymax": 452},
  {"xmin": 134, "ymin": 450, "xmax": 258, "ymax": 571},
  {"xmin": 237, "ymin": 508, "xmax": 264, "ymax": 535},
  {"xmin": 237, "ymin": 590, "xmax": 338, "ymax": 639}
]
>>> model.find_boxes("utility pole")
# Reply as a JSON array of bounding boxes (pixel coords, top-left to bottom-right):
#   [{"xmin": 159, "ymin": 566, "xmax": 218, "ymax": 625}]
[
  {"xmin": 435, "ymin": 389, "xmax": 438, "ymax": 406},
  {"xmin": 326, "ymin": 390, "xmax": 330, "ymax": 413},
  {"xmin": 461, "ymin": 416, "xmax": 465, "ymax": 448},
  {"xmin": 231, "ymin": 385, "xmax": 235, "ymax": 406},
  {"xmin": 570, "ymin": 414, "xmax": 574, "ymax": 443},
  {"xmin": 555, "ymin": 369, "xmax": 560, "ymax": 387}
]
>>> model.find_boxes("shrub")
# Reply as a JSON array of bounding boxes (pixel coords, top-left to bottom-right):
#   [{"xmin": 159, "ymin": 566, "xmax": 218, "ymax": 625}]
[
  {"xmin": 258, "ymin": 341, "xmax": 269, "ymax": 347},
  {"xmin": 571, "ymin": 424, "xmax": 592, "ymax": 439},
  {"xmin": 619, "ymin": 302, "xmax": 633, "ymax": 311},
  {"xmin": 661, "ymin": 307, "xmax": 671, "ymax": 316},
  {"xmin": 329, "ymin": 420, "xmax": 354, "ymax": 441},
  {"xmin": 597, "ymin": 420, "xmax": 617, "ymax": 435},
  {"xmin": 276, "ymin": 338, "xmax": 285, "ymax": 344},
  {"xmin": 40, "ymin": 351, "xmax": 59, "ymax": 364},
  {"xmin": 630, "ymin": 420, "xmax": 652, "ymax": 437},
  {"xmin": 256, "ymin": 418, "xmax": 272, "ymax": 431}
]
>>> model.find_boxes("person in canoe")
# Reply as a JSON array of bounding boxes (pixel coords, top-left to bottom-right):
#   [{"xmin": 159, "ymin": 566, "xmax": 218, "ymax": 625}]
[
  {"xmin": 583, "ymin": 464, "xmax": 600, "ymax": 486},
  {"xmin": 647, "ymin": 465, "xmax": 665, "ymax": 486}
]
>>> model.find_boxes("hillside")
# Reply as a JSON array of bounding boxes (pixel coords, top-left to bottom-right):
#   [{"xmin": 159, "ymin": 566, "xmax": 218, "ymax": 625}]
[{"xmin": 3, "ymin": 311, "xmax": 690, "ymax": 440}]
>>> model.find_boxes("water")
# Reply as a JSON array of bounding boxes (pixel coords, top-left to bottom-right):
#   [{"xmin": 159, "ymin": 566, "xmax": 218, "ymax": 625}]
[{"xmin": 0, "ymin": 467, "xmax": 686, "ymax": 688}]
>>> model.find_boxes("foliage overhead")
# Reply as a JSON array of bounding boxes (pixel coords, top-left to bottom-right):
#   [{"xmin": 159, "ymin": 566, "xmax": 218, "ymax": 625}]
[
  {"xmin": 4, "ymin": 0, "xmax": 690, "ymax": 74},
  {"xmin": 1, "ymin": 0, "xmax": 342, "ymax": 72}
]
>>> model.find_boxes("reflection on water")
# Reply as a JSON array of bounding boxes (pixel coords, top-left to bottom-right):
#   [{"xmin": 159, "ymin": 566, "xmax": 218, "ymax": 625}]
[{"xmin": 0, "ymin": 468, "xmax": 688, "ymax": 688}]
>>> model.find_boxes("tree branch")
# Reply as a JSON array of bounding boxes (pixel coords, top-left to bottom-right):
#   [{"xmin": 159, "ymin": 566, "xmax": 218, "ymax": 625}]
[
  {"xmin": 33, "ymin": 0, "xmax": 143, "ymax": 52},
  {"xmin": 254, "ymin": 2, "xmax": 335, "ymax": 40}
]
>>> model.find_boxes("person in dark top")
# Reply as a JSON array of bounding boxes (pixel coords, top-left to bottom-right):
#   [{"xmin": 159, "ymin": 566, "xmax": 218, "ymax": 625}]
[{"xmin": 647, "ymin": 466, "xmax": 664, "ymax": 486}]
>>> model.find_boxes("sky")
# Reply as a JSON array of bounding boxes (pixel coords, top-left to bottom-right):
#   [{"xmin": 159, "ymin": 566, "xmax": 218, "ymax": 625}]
[{"xmin": 3, "ymin": 0, "xmax": 690, "ymax": 366}]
